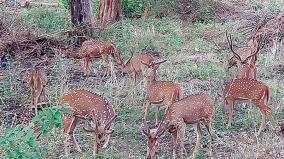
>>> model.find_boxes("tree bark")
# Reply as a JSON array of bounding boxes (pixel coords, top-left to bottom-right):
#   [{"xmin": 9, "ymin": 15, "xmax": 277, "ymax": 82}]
[
  {"xmin": 98, "ymin": 0, "xmax": 122, "ymax": 26},
  {"xmin": 70, "ymin": 0, "xmax": 93, "ymax": 34}
]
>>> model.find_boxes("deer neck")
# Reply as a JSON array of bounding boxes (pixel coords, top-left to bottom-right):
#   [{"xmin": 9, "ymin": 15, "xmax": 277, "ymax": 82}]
[{"xmin": 156, "ymin": 112, "xmax": 171, "ymax": 135}]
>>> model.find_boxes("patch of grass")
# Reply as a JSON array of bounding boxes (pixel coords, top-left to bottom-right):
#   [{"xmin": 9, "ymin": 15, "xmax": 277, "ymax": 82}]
[
  {"xmin": 20, "ymin": 7, "xmax": 71, "ymax": 32},
  {"xmin": 98, "ymin": 18, "xmax": 184, "ymax": 55}
]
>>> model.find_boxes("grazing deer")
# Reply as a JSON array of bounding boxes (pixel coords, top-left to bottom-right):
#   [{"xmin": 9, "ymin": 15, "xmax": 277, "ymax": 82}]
[
  {"xmin": 141, "ymin": 60, "xmax": 181, "ymax": 125},
  {"xmin": 224, "ymin": 79, "xmax": 275, "ymax": 135},
  {"xmin": 120, "ymin": 50, "xmax": 160, "ymax": 84},
  {"xmin": 27, "ymin": 67, "xmax": 48, "ymax": 115},
  {"xmin": 226, "ymin": 33, "xmax": 264, "ymax": 79},
  {"xmin": 62, "ymin": 39, "xmax": 124, "ymax": 76},
  {"xmin": 58, "ymin": 89, "xmax": 117, "ymax": 158},
  {"xmin": 142, "ymin": 93, "xmax": 213, "ymax": 159}
]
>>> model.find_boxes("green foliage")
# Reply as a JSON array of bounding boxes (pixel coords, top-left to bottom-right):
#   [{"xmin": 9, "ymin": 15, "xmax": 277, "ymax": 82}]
[
  {"xmin": 0, "ymin": 105, "xmax": 72, "ymax": 158},
  {"xmin": 122, "ymin": 0, "xmax": 147, "ymax": 17},
  {"xmin": 32, "ymin": 105, "xmax": 72, "ymax": 136},
  {"xmin": 0, "ymin": 125, "xmax": 41, "ymax": 159},
  {"xmin": 20, "ymin": 7, "xmax": 71, "ymax": 32},
  {"xmin": 58, "ymin": 0, "xmax": 69, "ymax": 9}
]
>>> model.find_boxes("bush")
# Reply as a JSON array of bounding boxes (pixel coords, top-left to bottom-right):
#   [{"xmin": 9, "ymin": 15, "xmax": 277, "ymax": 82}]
[{"xmin": 0, "ymin": 105, "xmax": 72, "ymax": 158}]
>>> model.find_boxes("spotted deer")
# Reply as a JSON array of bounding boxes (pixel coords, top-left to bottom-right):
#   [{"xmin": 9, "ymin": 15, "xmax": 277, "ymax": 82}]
[
  {"xmin": 142, "ymin": 93, "xmax": 213, "ymax": 159},
  {"xmin": 62, "ymin": 39, "xmax": 124, "ymax": 76},
  {"xmin": 27, "ymin": 67, "xmax": 48, "ymax": 115},
  {"xmin": 58, "ymin": 89, "xmax": 117, "ymax": 158},
  {"xmin": 224, "ymin": 79, "xmax": 274, "ymax": 135},
  {"xmin": 226, "ymin": 33, "xmax": 264, "ymax": 79},
  {"xmin": 120, "ymin": 50, "xmax": 160, "ymax": 84},
  {"xmin": 141, "ymin": 60, "xmax": 182, "ymax": 125}
]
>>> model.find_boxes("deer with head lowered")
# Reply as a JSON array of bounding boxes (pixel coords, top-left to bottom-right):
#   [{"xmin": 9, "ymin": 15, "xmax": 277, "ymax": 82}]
[
  {"xmin": 62, "ymin": 39, "xmax": 124, "ymax": 76},
  {"xmin": 226, "ymin": 33, "xmax": 265, "ymax": 79},
  {"xmin": 142, "ymin": 93, "xmax": 214, "ymax": 159},
  {"xmin": 58, "ymin": 89, "xmax": 117, "ymax": 158},
  {"xmin": 27, "ymin": 67, "xmax": 48, "ymax": 115},
  {"xmin": 120, "ymin": 50, "xmax": 160, "ymax": 84},
  {"xmin": 140, "ymin": 60, "xmax": 182, "ymax": 125},
  {"xmin": 224, "ymin": 79, "xmax": 275, "ymax": 135}
]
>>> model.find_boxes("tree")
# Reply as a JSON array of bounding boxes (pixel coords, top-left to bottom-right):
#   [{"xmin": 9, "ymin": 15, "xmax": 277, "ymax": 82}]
[
  {"xmin": 98, "ymin": 0, "xmax": 122, "ymax": 25},
  {"xmin": 70, "ymin": 0, "xmax": 93, "ymax": 34}
]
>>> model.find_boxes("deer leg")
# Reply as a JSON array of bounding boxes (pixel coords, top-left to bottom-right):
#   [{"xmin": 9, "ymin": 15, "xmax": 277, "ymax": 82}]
[
  {"xmin": 143, "ymin": 100, "xmax": 151, "ymax": 123},
  {"xmin": 82, "ymin": 58, "xmax": 88, "ymax": 76},
  {"xmin": 192, "ymin": 123, "xmax": 202, "ymax": 159},
  {"xmin": 155, "ymin": 106, "xmax": 160, "ymax": 125},
  {"xmin": 267, "ymin": 107, "xmax": 275, "ymax": 130},
  {"xmin": 204, "ymin": 118, "xmax": 213, "ymax": 157},
  {"xmin": 62, "ymin": 115, "xmax": 75, "ymax": 157},
  {"xmin": 171, "ymin": 130, "xmax": 178, "ymax": 159},
  {"xmin": 226, "ymin": 99, "xmax": 234, "ymax": 128},
  {"xmin": 93, "ymin": 134, "xmax": 98, "ymax": 158},
  {"xmin": 131, "ymin": 71, "xmax": 137, "ymax": 85},
  {"xmin": 102, "ymin": 55, "xmax": 110, "ymax": 77},
  {"xmin": 176, "ymin": 123, "xmax": 186, "ymax": 159},
  {"xmin": 34, "ymin": 89, "xmax": 41, "ymax": 115},
  {"xmin": 69, "ymin": 117, "xmax": 81, "ymax": 152},
  {"xmin": 257, "ymin": 108, "xmax": 267, "ymax": 136}
]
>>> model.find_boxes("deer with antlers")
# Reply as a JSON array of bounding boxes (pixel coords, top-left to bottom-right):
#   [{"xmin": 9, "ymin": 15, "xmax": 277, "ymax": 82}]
[
  {"xmin": 140, "ymin": 60, "xmax": 182, "ymax": 125},
  {"xmin": 120, "ymin": 50, "xmax": 160, "ymax": 84},
  {"xmin": 224, "ymin": 79, "xmax": 274, "ymax": 135},
  {"xmin": 226, "ymin": 33, "xmax": 265, "ymax": 79},
  {"xmin": 62, "ymin": 39, "xmax": 124, "ymax": 76},
  {"xmin": 27, "ymin": 67, "xmax": 48, "ymax": 115},
  {"xmin": 142, "ymin": 93, "xmax": 213, "ymax": 159},
  {"xmin": 58, "ymin": 89, "xmax": 117, "ymax": 158}
]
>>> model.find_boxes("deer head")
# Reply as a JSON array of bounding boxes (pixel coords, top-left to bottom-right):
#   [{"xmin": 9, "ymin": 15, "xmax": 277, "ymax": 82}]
[
  {"xmin": 142, "ymin": 123, "xmax": 168, "ymax": 159},
  {"xmin": 84, "ymin": 110, "xmax": 117, "ymax": 149},
  {"xmin": 120, "ymin": 51, "xmax": 134, "ymax": 74},
  {"xmin": 226, "ymin": 32, "xmax": 265, "ymax": 66},
  {"xmin": 140, "ymin": 60, "xmax": 167, "ymax": 83}
]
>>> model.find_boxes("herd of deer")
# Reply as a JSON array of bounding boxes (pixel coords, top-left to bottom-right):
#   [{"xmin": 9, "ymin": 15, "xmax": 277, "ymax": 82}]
[{"xmin": 25, "ymin": 33, "xmax": 276, "ymax": 158}]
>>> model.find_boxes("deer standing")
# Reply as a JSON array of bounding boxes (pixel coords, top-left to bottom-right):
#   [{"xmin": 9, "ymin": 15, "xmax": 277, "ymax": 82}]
[
  {"xmin": 62, "ymin": 39, "xmax": 124, "ymax": 76},
  {"xmin": 27, "ymin": 67, "xmax": 48, "ymax": 115},
  {"xmin": 120, "ymin": 50, "xmax": 160, "ymax": 84},
  {"xmin": 141, "ymin": 60, "xmax": 181, "ymax": 125},
  {"xmin": 226, "ymin": 33, "xmax": 264, "ymax": 79},
  {"xmin": 142, "ymin": 93, "xmax": 213, "ymax": 159},
  {"xmin": 224, "ymin": 79, "xmax": 274, "ymax": 135},
  {"xmin": 58, "ymin": 89, "xmax": 117, "ymax": 158}
]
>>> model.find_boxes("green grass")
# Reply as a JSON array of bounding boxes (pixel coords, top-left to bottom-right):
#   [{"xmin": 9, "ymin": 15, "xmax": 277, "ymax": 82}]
[{"xmin": 20, "ymin": 7, "xmax": 71, "ymax": 33}]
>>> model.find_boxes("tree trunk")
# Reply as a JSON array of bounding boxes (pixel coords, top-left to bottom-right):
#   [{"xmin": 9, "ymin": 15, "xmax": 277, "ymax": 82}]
[
  {"xmin": 70, "ymin": 0, "xmax": 93, "ymax": 35},
  {"xmin": 98, "ymin": 0, "xmax": 122, "ymax": 26}
]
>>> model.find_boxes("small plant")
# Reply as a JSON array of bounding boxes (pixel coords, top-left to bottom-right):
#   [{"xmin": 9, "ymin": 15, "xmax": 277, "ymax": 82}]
[
  {"xmin": 32, "ymin": 105, "xmax": 72, "ymax": 136},
  {"xmin": 0, "ymin": 125, "xmax": 42, "ymax": 159}
]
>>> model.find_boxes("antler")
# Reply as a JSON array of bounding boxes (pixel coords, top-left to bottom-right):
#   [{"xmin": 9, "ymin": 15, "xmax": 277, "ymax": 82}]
[
  {"xmin": 226, "ymin": 31, "xmax": 242, "ymax": 61},
  {"xmin": 243, "ymin": 34, "xmax": 266, "ymax": 63}
]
